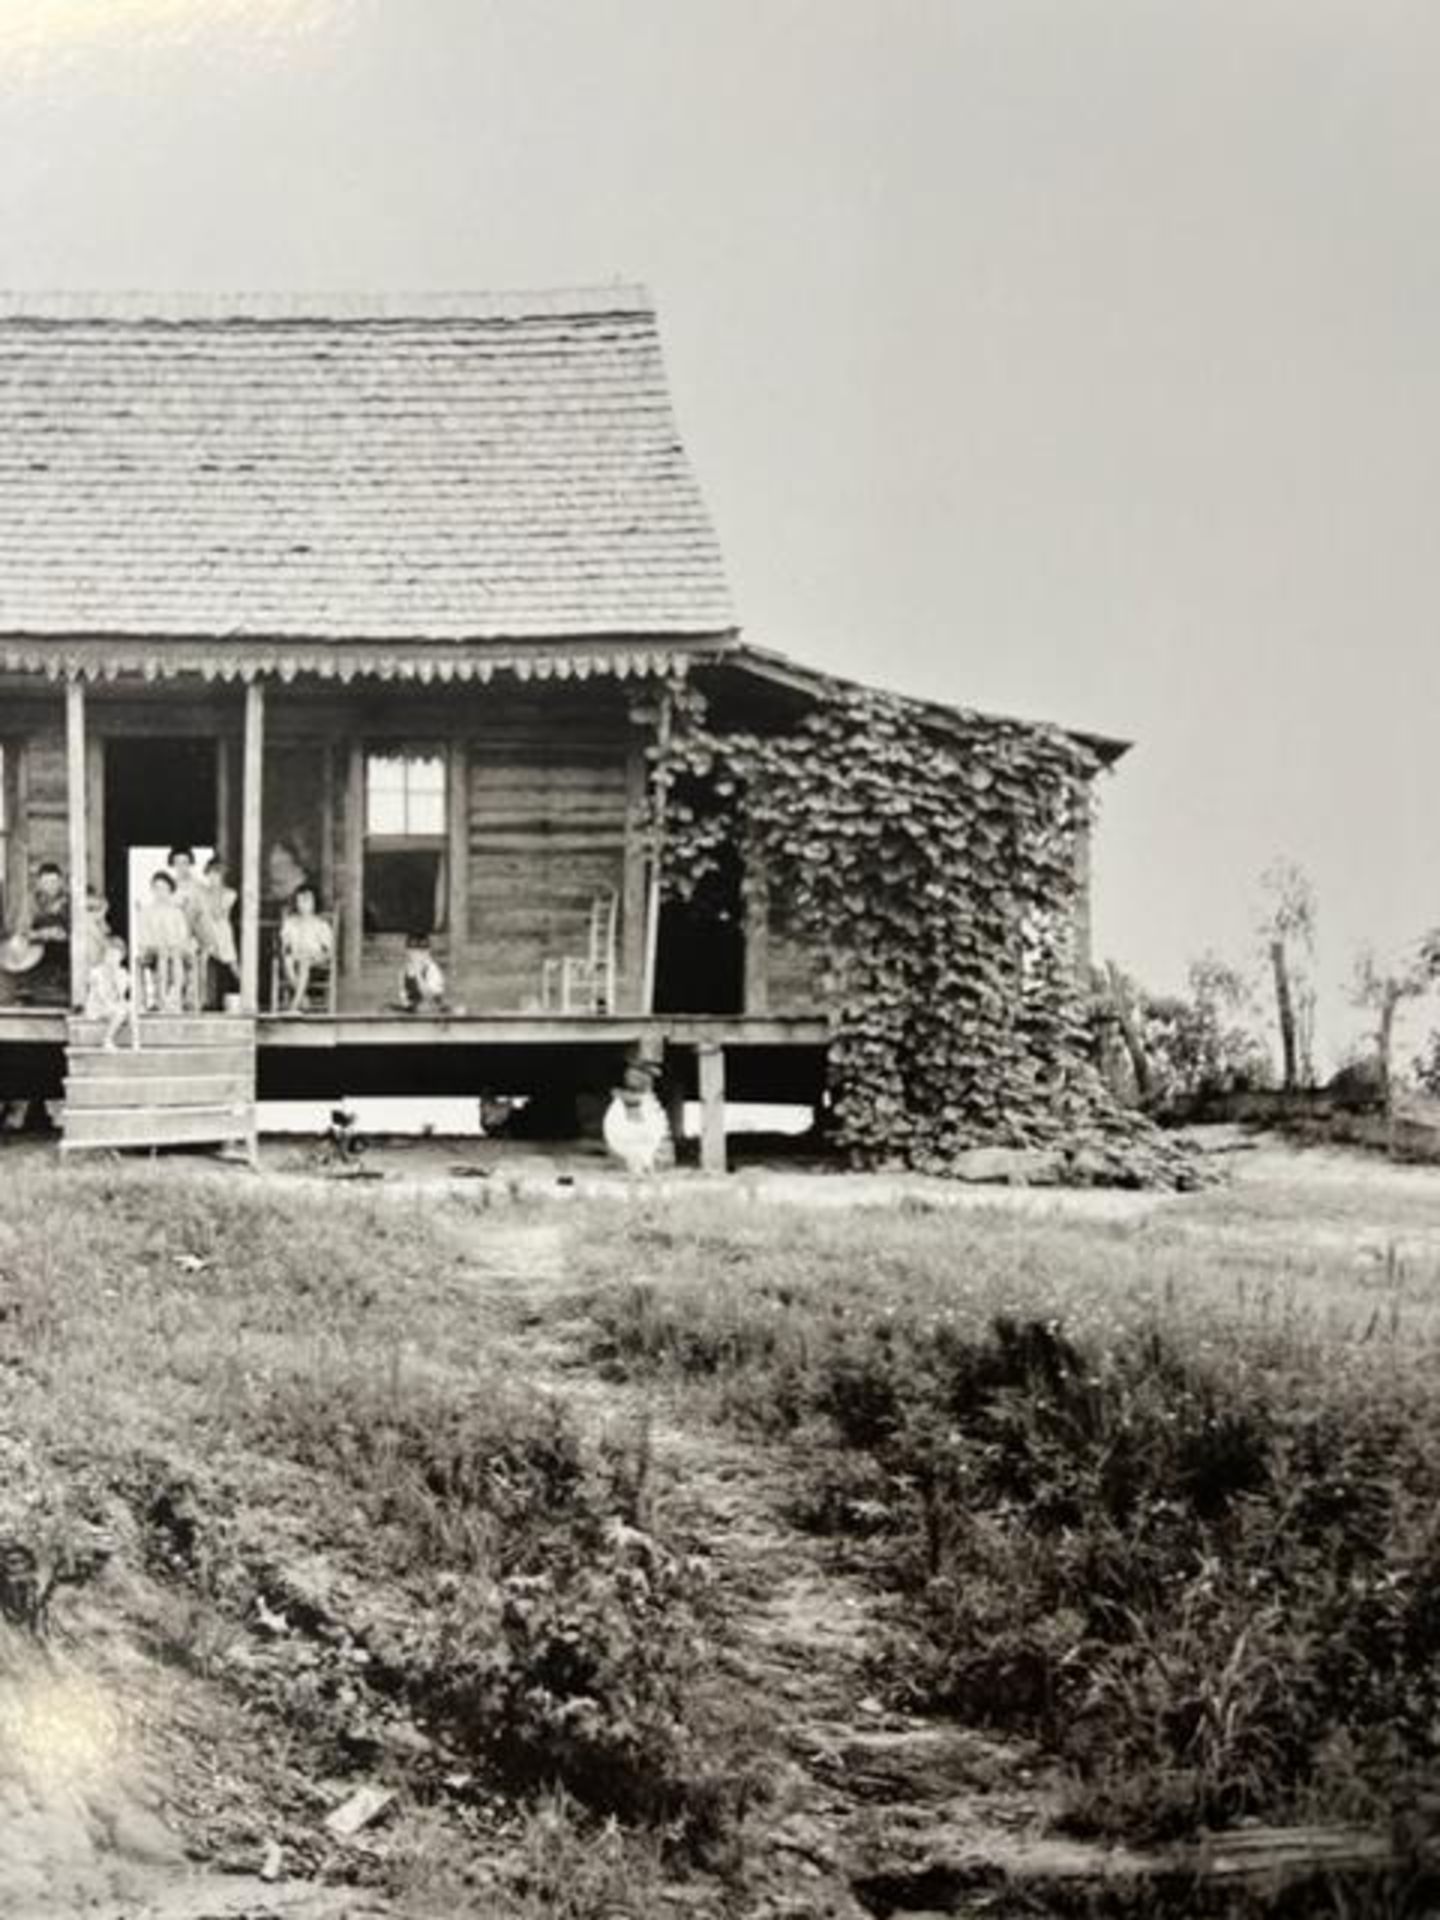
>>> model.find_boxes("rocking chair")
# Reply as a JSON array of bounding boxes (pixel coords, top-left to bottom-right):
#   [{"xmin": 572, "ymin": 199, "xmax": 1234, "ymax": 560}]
[{"xmin": 540, "ymin": 888, "xmax": 618, "ymax": 1014}]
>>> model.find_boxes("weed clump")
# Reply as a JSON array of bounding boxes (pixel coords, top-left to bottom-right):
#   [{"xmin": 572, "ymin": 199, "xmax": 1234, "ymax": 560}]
[
  {"xmin": 583, "ymin": 1260, "xmax": 1440, "ymax": 1842},
  {"xmin": 241, "ymin": 1369, "xmax": 736, "ymax": 1841}
]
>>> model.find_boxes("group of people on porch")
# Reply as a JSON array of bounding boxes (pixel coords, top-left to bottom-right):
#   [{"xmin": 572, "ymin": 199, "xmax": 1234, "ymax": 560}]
[{"xmin": 1, "ymin": 841, "xmax": 448, "ymax": 1020}]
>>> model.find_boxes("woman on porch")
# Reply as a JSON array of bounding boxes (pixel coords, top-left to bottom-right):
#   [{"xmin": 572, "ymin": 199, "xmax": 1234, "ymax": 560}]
[{"xmin": 0, "ymin": 862, "xmax": 71, "ymax": 1007}]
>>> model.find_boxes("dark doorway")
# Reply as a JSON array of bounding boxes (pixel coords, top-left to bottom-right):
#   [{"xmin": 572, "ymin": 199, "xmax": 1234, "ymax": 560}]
[
  {"xmin": 103, "ymin": 737, "xmax": 219, "ymax": 935},
  {"xmin": 654, "ymin": 841, "xmax": 745, "ymax": 1015}
]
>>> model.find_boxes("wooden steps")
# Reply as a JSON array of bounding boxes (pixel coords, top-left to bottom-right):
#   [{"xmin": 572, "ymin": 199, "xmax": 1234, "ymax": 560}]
[{"xmin": 61, "ymin": 1015, "xmax": 258, "ymax": 1160}]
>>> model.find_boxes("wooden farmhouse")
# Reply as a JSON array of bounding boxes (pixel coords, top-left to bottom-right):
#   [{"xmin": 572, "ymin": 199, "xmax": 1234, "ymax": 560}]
[{"xmin": 0, "ymin": 288, "xmax": 1125, "ymax": 1163}]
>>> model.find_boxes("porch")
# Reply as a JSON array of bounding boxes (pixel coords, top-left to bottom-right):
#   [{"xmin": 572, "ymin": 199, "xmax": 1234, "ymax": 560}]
[
  {"xmin": 0, "ymin": 665, "xmax": 828, "ymax": 1167},
  {"xmin": 1, "ymin": 667, "xmax": 796, "ymax": 1024}
]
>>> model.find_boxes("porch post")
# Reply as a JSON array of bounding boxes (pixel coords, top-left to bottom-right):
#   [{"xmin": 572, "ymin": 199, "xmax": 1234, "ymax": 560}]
[
  {"xmin": 446, "ymin": 742, "xmax": 467, "ymax": 974},
  {"xmin": 239, "ymin": 678, "xmax": 265, "ymax": 1014},
  {"xmin": 65, "ymin": 678, "xmax": 88, "ymax": 1011},
  {"xmin": 343, "ymin": 740, "xmax": 364, "ymax": 982},
  {"xmin": 697, "ymin": 1041, "xmax": 728, "ymax": 1176},
  {"xmin": 640, "ymin": 692, "xmax": 672, "ymax": 1015},
  {"xmin": 741, "ymin": 826, "xmax": 770, "ymax": 1017},
  {"xmin": 620, "ymin": 729, "xmax": 649, "ymax": 1014}
]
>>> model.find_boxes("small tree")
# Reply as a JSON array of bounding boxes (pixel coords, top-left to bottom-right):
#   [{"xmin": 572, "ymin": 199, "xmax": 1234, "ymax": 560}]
[
  {"xmin": 1354, "ymin": 937, "xmax": 1440, "ymax": 1110},
  {"xmin": 1100, "ymin": 954, "xmax": 1270, "ymax": 1114},
  {"xmin": 1258, "ymin": 861, "xmax": 1317, "ymax": 1091}
]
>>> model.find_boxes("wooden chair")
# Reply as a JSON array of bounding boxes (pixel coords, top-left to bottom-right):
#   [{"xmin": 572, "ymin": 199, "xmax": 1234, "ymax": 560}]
[
  {"xmin": 541, "ymin": 889, "xmax": 618, "ymax": 1014},
  {"xmin": 269, "ymin": 909, "xmax": 339, "ymax": 1016}
]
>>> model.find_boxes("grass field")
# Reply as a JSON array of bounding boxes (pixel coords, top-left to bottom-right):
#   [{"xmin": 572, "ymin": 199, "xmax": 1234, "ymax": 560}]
[{"xmin": 0, "ymin": 1141, "xmax": 1438, "ymax": 1915}]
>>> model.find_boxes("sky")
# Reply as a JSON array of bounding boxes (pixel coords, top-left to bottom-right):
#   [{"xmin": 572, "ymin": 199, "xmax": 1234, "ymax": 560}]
[{"xmin": 1, "ymin": 0, "xmax": 1436, "ymax": 1065}]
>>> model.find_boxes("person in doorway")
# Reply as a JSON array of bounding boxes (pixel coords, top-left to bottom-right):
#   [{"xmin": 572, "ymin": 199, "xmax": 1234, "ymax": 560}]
[
  {"xmin": 168, "ymin": 847, "xmax": 204, "ymax": 936},
  {"xmin": 194, "ymin": 856, "xmax": 240, "ymax": 1008},
  {"xmin": 398, "ymin": 932, "xmax": 447, "ymax": 1013},
  {"xmin": 267, "ymin": 839, "xmax": 310, "ymax": 906},
  {"xmin": 279, "ymin": 884, "xmax": 333, "ymax": 1012},
  {"xmin": 26, "ymin": 863, "xmax": 70, "ymax": 1005},
  {"xmin": 135, "ymin": 870, "xmax": 193, "ymax": 1013},
  {"xmin": 86, "ymin": 934, "xmax": 136, "ymax": 1050}
]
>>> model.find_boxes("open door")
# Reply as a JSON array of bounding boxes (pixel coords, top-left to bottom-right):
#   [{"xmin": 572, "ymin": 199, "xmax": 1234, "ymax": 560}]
[
  {"xmin": 653, "ymin": 839, "xmax": 745, "ymax": 1015},
  {"xmin": 103, "ymin": 737, "xmax": 220, "ymax": 936}
]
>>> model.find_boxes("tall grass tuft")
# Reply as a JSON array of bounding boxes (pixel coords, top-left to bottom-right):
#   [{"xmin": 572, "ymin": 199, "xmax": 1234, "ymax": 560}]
[{"xmin": 576, "ymin": 1199, "xmax": 1440, "ymax": 1841}]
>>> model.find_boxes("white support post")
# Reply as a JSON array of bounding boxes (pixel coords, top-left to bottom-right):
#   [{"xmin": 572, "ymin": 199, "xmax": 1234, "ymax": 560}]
[
  {"xmin": 640, "ymin": 692, "xmax": 672, "ymax": 1015},
  {"xmin": 239, "ymin": 679, "xmax": 265, "ymax": 1014},
  {"xmin": 65, "ymin": 679, "xmax": 88, "ymax": 1012},
  {"xmin": 698, "ymin": 1041, "xmax": 728, "ymax": 1176}
]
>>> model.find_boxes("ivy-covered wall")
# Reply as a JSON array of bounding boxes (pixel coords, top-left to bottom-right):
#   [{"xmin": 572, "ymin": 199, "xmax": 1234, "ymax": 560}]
[{"xmin": 657, "ymin": 680, "xmax": 1193, "ymax": 1186}]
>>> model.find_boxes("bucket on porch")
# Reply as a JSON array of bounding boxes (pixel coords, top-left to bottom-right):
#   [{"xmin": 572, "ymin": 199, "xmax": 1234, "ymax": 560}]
[{"xmin": 223, "ymin": 993, "xmax": 243, "ymax": 1014}]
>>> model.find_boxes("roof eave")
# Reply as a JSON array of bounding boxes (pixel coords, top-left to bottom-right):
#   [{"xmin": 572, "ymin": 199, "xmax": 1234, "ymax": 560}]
[{"xmin": 714, "ymin": 643, "xmax": 1132, "ymax": 768}]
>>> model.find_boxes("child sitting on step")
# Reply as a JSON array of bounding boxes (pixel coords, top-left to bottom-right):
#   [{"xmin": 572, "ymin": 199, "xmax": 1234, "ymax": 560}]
[{"xmin": 86, "ymin": 934, "xmax": 136, "ymax": 1050}]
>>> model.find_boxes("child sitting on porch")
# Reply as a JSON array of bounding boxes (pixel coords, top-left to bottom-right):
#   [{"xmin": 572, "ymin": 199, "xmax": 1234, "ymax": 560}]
[
  {"xmin": 280, "ymin": 884, "xmax": 333, "ymax": 1011},
  {"xmin": 135, "ymin": 871, "xmax": 193, "ymax": 1014},
  {"xmin": 399, "ymin": 932, "xmax": 447, "ymax": 1013},
  {"xmin": 86, "ymin": 934, "xmax": 136, "ymax": 1050}
]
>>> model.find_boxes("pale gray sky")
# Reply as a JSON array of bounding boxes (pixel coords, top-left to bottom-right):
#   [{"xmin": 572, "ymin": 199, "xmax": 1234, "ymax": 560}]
[{"xmin": 2, "ymin": 0, "xmax": 1436, "ymax": 1060}]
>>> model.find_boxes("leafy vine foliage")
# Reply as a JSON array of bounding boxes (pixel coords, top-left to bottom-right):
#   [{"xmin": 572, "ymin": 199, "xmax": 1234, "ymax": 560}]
[{"xmin": 656, "ymin": 681, "xmax": 1190, "ymax": 1185}]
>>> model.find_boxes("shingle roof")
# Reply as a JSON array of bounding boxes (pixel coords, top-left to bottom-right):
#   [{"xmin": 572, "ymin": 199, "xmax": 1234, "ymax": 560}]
[{"xmin": 0, "ymin": 287, "xmax": 736, "ymax": 645}]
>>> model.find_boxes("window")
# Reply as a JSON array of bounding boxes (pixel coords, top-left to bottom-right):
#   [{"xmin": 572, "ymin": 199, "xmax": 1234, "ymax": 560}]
[
  {"xmin": 364, "ymin": 749, "xmax": 447, "ymax": 936},
  {"xmin": 366, "ymin": 752, "xmax": 446, "ymax": 838}
]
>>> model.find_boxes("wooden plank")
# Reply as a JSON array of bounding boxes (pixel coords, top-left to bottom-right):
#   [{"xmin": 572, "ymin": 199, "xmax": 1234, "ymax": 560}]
[
  {"xmin": 64, "ymin": 1074, "xmax": 254, "ymax": 1110},
  {"xmin": 697, "ymin": 1042, "xmax": 727, "ymax": 1175},
  {"xmin": 239, "ymin": 680, "xmax": 265, "ymax": 1013},
  {"xmin": 641, "ymin": 694, "xmax": 670, "ymax": 1014},
  {"xmin": 256, "ymin": 1012, "xmax": 830, "ymax": 1049},
  {"xmin": 742, "ymin": 827, "xmax": 770, "ymax": 1017},
  {"xmin": 0, "ymin": 1010, "xmax": 65, "ymax": 1043},
  {"xmin": 50, "ymin": 696, "xmax": 241, "ymax": 740},
  {"xmin": 61, "ymin": 1104, "xmax": 254, "ymax": 1152},
  {"xmin": 447, "ymin": 741, "xmax": 468, "ymax": 963},
  {"xmin": 69, "ymin": 1013, "xmax": 255, "ymax": 1049},
  {"xmin": 620, "ymin": 734, "xmax": 649, "ymax": 1014},
  {"xmin": 85, "ymin": 732, "xmax": 104, "ymax": 892},
  {"xmin": 67, "ymin": 1045, "xmax": 256, "ymax": 1080},
  {"xmin": 65, "ymin": 680, "xmax": 87, "ymax": 1010}
]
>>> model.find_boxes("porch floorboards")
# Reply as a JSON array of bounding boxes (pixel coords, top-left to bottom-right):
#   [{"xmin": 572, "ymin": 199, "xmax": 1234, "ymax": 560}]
[{"xmin": 1, "ymin": 1009, "xmax": 831, "ymax": 1050}]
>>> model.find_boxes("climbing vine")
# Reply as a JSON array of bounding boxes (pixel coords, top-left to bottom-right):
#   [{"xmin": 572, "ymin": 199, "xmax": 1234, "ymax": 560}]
[{"xmin": 655, "ymin": 680, "xmax": 1192, "ymax": 1185}]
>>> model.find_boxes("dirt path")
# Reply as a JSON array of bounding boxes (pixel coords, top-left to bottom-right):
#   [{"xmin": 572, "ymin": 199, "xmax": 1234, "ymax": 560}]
[{"xmin": 456, "ymin": 1214, "xmax": 1092, "ymax": 1919}]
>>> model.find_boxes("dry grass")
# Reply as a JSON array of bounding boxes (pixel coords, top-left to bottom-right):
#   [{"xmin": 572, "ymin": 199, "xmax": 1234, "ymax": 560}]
[
  {"xmin": 4, "ymin": 1145, "xmax": 1440, "ymax": 1910},
  {"xmin": 0, "ymin": 1164, "xmax": 744, "ymax": 1910},
  {"xmin": 567, "ymin": 1166, "xmax": 1440, "ymax": 1842}
]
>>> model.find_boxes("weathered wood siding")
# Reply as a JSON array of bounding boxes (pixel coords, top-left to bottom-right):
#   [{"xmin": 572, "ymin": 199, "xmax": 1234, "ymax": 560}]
[
  {"xmin": 265, "ymin": 682, "xmax": 638, "ymax": 1016},
  {"xmin": 21, "ymin": 729, "xmax": 68, "ymax": 877},
  {"xmin": 460, "ymin": 700, "xmax": 631, "ymax": 1014},
  {"xmin": 0, "ymin": 698, "xmax": 68, "ymax": 921}
]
